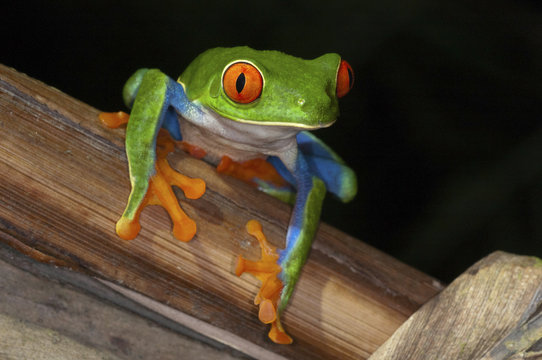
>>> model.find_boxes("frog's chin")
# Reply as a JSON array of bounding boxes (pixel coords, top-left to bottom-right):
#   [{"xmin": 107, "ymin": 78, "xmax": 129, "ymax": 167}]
[{"xmin": 179, "ymin": 105, "xmax": 305, "ymax": 165}]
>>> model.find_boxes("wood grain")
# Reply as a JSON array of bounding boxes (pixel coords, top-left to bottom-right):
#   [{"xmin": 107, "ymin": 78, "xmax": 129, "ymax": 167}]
[
  {"xmin": 0, "ymin": 241, "xmax": 243, "ymax": 360},
  {"xmin": 0, "ymin": 64, "xmax": 443, "ymax": 359},
  {"xmin": 369, "ymin": 252, "xmax": 542, "ymax": 360}
]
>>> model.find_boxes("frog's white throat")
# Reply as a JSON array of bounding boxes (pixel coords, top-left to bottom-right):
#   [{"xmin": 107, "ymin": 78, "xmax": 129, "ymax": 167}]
[{"xmin": 178, "ymin": 106, "xmax": 300, "ymax": 171}]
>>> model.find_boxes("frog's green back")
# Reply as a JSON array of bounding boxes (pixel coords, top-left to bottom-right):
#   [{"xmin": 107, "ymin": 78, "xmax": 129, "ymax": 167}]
[{"xmin": 178, "ymin": 46, "xmax": 341, "ymax": 128}]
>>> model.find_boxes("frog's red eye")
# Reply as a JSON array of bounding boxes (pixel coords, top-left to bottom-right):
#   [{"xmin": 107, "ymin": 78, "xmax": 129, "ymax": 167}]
[
  {"xmin": 336, "ymin": 60, "xmax": 354, "ymax": 98},
  {"xmin": 223, "ymin": 62, "xmax": 263, "ymax": 104}
]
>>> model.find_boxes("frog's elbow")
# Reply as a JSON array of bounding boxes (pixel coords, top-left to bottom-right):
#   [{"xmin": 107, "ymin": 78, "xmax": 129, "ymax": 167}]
[
  {"xmin": 338, "ymin": 168, "xmax": 357, "ymax": 203},
  {"xmin": 122, "ymin": 68, "xmax": 150, "ymax": 108}
]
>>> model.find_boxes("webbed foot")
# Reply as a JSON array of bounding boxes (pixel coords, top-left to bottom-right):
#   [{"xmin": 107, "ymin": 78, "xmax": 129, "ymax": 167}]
[
  {"xmin": 236, "ymin": 220, "xmax": 293, "ymax": 344},
  {"xmin": 116, "ymin": 130, "xmax": 206, "ymax": 242}
]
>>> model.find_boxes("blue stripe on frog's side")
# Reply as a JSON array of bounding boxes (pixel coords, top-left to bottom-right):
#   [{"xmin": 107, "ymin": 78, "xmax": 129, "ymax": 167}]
[
  {"xmin": 266, "ymin": 156, "xmax": 296, "ymax": 186},
  {"xmin": 161, "ymin": 107, "xmax": 182, "ymax": 140}
]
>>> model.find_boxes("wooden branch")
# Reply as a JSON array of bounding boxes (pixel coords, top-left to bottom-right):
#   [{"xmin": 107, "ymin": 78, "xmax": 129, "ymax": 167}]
[
  {"xmin": 0, "ymin": 240, "xmax": 244, "ymax": 360},
  {"xmin": 0, "ymin": 64, "xmax": 443, "ymax": 359},
  {"xmin": 369, "ymin": 252, "xmax": 542, "ymax": 360}
]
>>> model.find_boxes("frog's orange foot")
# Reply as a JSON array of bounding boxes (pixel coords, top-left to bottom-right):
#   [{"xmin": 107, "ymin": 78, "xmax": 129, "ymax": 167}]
[
  {"xmin": 236, "ymin": 220, "xmax": 293, "ymax": 344},
  {"xmin": 179, "ymin": 141, "xmax": 207, "ymax": 159},
  {"xmin": 116, "ymin": 130, "xmax": 206, "ymax": 242},
  {"xmin": 217, "ymin": 156, "xmax": 287, "ymax": 188},
  {"xmin": 99, "ymin": 111, "xmax": 130, "ymax": 128}
]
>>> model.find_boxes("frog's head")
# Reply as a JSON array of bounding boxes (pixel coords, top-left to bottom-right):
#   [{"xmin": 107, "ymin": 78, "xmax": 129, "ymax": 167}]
[{"xmin": 178, "ymin": 46, "xmax": 353, "ymax": 129}]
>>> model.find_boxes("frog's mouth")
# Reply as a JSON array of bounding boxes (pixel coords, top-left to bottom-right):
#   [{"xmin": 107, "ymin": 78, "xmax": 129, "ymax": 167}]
[
  {"xmin": 207, "ymin": 105, "xmax": 337, "ymax": 130},
  {"xmin": 224, "ymin": 115, "xmax": 337, "ymax": 129}
]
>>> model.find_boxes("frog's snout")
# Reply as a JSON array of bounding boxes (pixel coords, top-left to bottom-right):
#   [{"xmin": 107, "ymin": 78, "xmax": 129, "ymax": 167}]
[{"xmin": 294, "ymin": 84, "xmax": 336, "ymax": 127}]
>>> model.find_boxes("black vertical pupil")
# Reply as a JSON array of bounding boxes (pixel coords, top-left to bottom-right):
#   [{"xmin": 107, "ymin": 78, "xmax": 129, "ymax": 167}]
[
  {"xmin": 347, "ymin": 68, "xmax": 353, "ymax": 88},
  {"xmin": 236, "ymin": 73, "xmax": 246, "ymax": 93}
]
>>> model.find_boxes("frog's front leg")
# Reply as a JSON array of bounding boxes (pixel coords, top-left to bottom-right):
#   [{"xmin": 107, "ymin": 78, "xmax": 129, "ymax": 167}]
[
  {"xmin": 100, "ymin": 69, "xmax": 205, "ymax": 241},
  {"xmin": 236, "ymin": 153, "xmax": 325, "ymax": 344},
  {"xmin": 118, "ymin": 130, "xmax": 205, "ymax": 241}
]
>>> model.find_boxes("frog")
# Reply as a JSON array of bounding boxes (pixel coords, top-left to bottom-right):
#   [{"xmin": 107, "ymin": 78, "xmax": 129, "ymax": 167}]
[{"xmin": 99, "ymin": 46, "xmax": 356, "ymax": 344}]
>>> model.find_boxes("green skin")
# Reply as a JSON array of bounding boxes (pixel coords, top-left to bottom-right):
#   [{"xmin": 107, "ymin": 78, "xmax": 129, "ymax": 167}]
[
  {"xmin": 119, "ymin": 46, "xmax": 356, "ymax": 326},
  {"xmin": 180, "ymin": 47, "xmax": 340, "ymax": 127}
]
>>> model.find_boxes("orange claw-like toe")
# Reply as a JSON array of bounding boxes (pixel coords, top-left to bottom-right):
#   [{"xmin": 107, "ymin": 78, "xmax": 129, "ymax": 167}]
[
  {"xmin": 146, "ymin": 131, "xmax": 206, "ymax": 242},
  {"xmin": 269, "ymin": 319, "xmax": 293, "ymax": 345},
  {"xmin": 116, "ymin": 215, "xmax": 142, "ymax": 240},
  {"xmin": 172, "ymin": 218, "xmax": 197, "ymax": 243},
  {"xmin": 236, "ymin": 219, "xmax": 293, "ymax": 344},
  {"xmin": 99, "ymin": 111, "xmax": 130, "ymax": 128},
  {"xmin": 156, "ymin": 131, "xmax": 206, "ymax": 201},
  {"xmin": 150, "ymin": 169, "xmax": 197, "ymax": 242},
  {"xmin": 258, "ymin": 299, "xmax": 277, "ymax": 324},
  {"xmin": 157, "ymin": 158, "xmax": 206, "ymax": 200}
]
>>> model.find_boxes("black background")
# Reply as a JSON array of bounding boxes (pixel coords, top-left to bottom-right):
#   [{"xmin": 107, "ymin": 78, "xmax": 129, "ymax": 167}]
[{"xmin": 4, "ymin": 0, "xmax": 541, "ymax": 282}]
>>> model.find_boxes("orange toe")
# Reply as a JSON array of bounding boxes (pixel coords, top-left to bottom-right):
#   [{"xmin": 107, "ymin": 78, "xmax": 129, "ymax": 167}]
[
  {"xmin": 269, "ymin": 321, "xmax": 293, "ymax": 345},
  {"xmin": 258, "ymin": 299, "xmax": 277, "ymax": 324},
  {"xmin": 99, "ymin": 111, "xmax": 130, "ymax": 128},
  {"xmin": 172, "ymin": 217, "xmax": 197, "ymax": 243},
  {"xmin": 116, "ymin": 216, "xmax": 141, "ymax": 240}
]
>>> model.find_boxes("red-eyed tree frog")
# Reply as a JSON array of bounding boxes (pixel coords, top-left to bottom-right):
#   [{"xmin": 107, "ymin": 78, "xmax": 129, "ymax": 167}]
[{"xmin": 99, "ymin": 46, "xmax": 356, "ymax": 344}]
